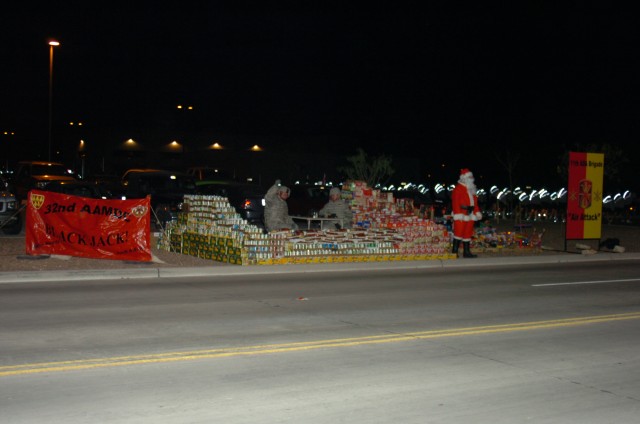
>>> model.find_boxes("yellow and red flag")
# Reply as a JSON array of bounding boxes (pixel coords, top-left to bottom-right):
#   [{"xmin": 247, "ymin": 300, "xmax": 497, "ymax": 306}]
[{"xmin": 566, "ymin": 152, "xmax": 604, "ymax": 240}]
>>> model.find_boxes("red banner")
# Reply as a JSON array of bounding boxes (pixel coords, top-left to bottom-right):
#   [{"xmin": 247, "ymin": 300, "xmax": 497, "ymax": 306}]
[
  {"xmin": 566, "ymin": 152, "xmax": 604, "ymax": 240},
  {"xmin": 26, "ymin": 190, "xmax": 152, "ymax": 262}
]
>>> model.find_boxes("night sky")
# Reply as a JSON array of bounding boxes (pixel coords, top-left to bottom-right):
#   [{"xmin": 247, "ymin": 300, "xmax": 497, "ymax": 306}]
[{"xmin": 2, "ymin": 3, "xmax": 638, "ymax": 189}]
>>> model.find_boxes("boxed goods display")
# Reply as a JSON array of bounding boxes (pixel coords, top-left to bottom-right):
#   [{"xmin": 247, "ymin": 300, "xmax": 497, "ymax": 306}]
[{"xmin": 156, "ymin": 184, "xmax": 456, "ymax": 265}]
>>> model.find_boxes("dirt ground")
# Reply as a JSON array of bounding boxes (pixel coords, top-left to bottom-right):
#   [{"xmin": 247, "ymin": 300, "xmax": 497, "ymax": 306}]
[
  {"xmin": 1, "ymin": 219, "xmax": 637, "ymax": 273},
  {"xmin": 486, "ymin": 219, "xmax": 635, "ymax": 256}
]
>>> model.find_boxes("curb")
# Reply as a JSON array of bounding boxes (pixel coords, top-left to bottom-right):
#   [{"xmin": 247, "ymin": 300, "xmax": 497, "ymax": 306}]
[{"xmin": 2, "ymin": 252, "xmax": 640, "ymax": 284}]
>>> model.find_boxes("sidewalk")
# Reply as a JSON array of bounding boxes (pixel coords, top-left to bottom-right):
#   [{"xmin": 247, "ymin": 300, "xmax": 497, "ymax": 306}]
[
  {"xmin": 2, "ymin": 249, "xmax": 640, "ymax": 284},
  {"xmin": 2, "ymin": 221, "xmax": 639, "ymax": 283}
]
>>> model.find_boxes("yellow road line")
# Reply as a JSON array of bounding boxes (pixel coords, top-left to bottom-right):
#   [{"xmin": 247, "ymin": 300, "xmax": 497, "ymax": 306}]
[{"xmin": 2, "ymin": 312, "xmax": 640, "ymax": 377}]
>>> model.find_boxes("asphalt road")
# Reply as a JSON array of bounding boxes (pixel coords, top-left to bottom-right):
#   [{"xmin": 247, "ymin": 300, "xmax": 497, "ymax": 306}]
[{"xmin": 2, "ymin": 261, "xmax": 640, "ymax": 423}]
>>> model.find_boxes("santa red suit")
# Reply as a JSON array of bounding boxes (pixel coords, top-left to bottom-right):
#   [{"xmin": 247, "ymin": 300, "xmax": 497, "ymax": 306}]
[{"xmin": 451, "ymin": 169, "xmax": 482, "ymax": 258}]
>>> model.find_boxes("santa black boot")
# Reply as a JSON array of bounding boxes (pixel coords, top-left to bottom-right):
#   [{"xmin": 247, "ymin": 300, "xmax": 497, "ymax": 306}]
[
  {"xmin": 462, "ymin": 241, "xmax": 477, "ymax": 258},
  {"xmin": 452, "ymin": 239, "xmax": 460, "ymax": 256}
]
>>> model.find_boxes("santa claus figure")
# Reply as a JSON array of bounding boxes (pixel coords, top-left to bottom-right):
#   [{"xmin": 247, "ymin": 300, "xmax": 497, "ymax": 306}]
[{"xmin": 451, "ymin": 168, "xmax": 483, "ymax": 258}]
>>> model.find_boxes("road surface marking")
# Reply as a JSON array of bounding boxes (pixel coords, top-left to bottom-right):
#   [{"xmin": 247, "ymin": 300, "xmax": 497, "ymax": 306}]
[
  {"xmin": 533, "ymin": 278, "xmax": 640, "ymax": 287},
  {"xmin": 2, "ymin": 311, "xmax": 640, "ymax": 377}
]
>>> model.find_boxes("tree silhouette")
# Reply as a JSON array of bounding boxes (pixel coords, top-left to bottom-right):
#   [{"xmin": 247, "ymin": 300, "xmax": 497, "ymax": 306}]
[
  {"xmin": 495, "ymin": 150, "xmax": 521, "ymax": 190},
  {"xmin": 339, "ymin": 148, "xmax": 394, "ymax": 187}
]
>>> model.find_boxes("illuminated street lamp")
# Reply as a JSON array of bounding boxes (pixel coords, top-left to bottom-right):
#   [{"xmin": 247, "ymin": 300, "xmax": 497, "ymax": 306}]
[
  {"xmin": 78, "ymin": 139, "xmax": 86, "ymax": 179},
  {"xmin": 121, "ymin": 138, "xmax": 142, "ymax": 152},
  {"xmin": 123, "ymin": 138, "xmax": 141, "ymax": 148},
  {"xmin": 168, "ymin": 140, "xmax": 183, "ymax": 152},
  {"xmin": 48, "ymin": 40, "xmax": 60, "ymax": 161},
  {"xmin": 247, "ymin": 144, "xmax": 264, "ymax": 184},
  {"xmin": 2, "ymin": 131, "xmax": 15, "ymax": 172}
]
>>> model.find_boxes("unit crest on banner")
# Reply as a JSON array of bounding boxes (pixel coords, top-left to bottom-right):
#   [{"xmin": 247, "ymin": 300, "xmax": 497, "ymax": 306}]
[
  {"xmin": 578, "ymin": 179, "xmax": 592, "ymax": 209},
  {"xmin": 30, "ymin": 193, "xmax": 45, "ymax": 210}
]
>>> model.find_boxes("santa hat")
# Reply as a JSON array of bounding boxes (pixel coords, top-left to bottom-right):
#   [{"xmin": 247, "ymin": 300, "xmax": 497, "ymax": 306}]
[{"xmin": 460, "ymin": 168, "xmax": 473, "ymax": 178}]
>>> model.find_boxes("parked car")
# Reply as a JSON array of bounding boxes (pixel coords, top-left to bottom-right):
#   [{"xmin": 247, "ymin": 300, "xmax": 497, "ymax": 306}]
[
  {"xmin": 13, "ymin": 160, "xmax": 78, "ymax": 201},
  {"xmin": 287, "ymin": 184, "xmax": 330, "ymax": 216},
  {"xmin": 0, "ymin": 175, "xmax": 21, "ymax": 235},
  {"xmin": 195, "ymin": 180, "xmax": 265, "ymax": 227},
  {"xmin": 186, "ymin": 167, "xmax": 233, "ymax": 181},
  {"xmin": 85, "ymin": 173, "xmax": 126, "ymax": 199},
  {"xmin": 41, "ymin": 180, "xmax": 115, "ymax": 199},
  {"xmin": 121, "ymin": 169, "xmax": 196, "ymax": 228}
]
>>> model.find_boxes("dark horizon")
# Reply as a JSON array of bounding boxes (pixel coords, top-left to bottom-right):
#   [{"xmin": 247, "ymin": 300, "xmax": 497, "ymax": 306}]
[{"xmin": 2, "ymin": 3, "xmax": 638, "ymax": 190}]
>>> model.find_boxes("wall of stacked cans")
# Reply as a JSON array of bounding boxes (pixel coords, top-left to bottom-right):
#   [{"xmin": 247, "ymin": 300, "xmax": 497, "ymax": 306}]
[{"xmin": 156, "ymin": 181, "xmax": 455, "ymax": 265}]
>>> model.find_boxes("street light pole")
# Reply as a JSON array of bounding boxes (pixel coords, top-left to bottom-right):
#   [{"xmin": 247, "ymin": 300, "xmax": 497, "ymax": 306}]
[
  {"xmin": 78, "ymin": 139, "xmax": 86, "ymax": 179},
  {"xmin": 48, "ymin": 40, "xmax": 60, "ymax": 162}
]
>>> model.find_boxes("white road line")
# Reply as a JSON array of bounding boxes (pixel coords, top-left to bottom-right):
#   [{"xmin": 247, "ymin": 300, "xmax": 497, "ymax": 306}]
[{"xmin": 533, "ymin": 278, "xmax": 640, "ymax": 287}]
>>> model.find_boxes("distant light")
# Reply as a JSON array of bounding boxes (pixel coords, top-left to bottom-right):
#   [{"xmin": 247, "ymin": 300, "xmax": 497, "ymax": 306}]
[
  {"xmin": 49, "ymin": 40, "xmax": 60, "ymax": 46},
  {"xmin": 250, "ymin": 144, "xmax": 263, "ymax": 151},
  {"xmin": 170, "ymin": 175, "xmax": 177, "ymax": 180},
  {"xmin": 210, "ymin": 142, "xmax": 223, "ymax": 150}
]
